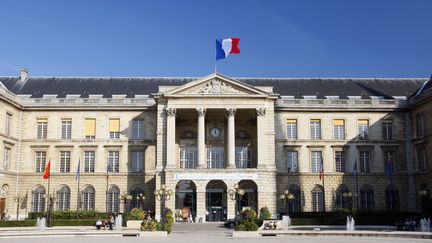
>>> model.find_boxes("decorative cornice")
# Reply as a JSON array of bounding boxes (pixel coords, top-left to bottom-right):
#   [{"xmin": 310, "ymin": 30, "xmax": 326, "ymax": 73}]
[{"xmin": 193, "ymin": 79, "xmax": 244, "ymax": 95}]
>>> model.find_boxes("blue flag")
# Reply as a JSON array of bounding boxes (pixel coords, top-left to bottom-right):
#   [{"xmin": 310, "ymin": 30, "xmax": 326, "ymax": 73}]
[
  {"xmin": 75, "ymin": 158, "xmax": 80, "ymax": 181},
  {"xmin": 385, "ymin": 159, "xmax": 393, "ymax": 177},
  {"xmin": 352, "ymin": 159, "xmax": 357, "ymax": 178}
]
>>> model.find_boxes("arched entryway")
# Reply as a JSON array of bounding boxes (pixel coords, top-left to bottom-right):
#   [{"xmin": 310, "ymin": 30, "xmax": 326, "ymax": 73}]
[
  {"xmin": 206, "ymin": 180, "xmax": 227, "ymax": 222},
  {"xmin": 238, "ymin": 180, "xmax": 258, "ymax": 211},
  {"xmin": 175, "ymin": 180, "xmax": 197, "ymax": 221}
]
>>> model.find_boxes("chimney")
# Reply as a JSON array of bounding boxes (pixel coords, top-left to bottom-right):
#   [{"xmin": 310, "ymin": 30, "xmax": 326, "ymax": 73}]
[{"xmin": 19, "ymin": 68, "xmax": 29, "ymax": 81}]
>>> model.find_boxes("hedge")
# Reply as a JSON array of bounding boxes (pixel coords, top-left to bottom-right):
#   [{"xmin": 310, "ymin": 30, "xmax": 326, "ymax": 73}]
[{"xmin": 0, "ymin": 219, "xmax": 96, "ymax": 227}]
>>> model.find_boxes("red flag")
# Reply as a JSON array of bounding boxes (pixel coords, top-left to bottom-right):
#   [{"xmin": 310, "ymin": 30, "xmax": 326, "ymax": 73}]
[
  {"xmin": 43, "ymin": 160, "xmax": 50, "ymax": 179},
  {"xmin": 319, "ymin": 159, "xmax": 324, "ymax": 181}
]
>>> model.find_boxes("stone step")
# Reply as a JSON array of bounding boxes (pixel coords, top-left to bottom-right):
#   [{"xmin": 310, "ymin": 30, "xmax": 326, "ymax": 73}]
[{"xmin": 172, "ymin": 222, "xmax": 229, "ymax": 232}]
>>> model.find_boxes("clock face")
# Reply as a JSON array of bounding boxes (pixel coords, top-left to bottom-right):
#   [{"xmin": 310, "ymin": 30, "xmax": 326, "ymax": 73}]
[{"xmin": 210, "ymin": 127, "xmax": 221, "ymax": 137}]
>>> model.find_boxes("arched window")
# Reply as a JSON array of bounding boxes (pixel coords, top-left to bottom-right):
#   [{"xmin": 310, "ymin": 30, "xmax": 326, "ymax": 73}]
[
  {"xmin": 385, "ymin": 185, "xmax": 399, "ymax": 211},
  {"xmin": 311, "ymin": 185, "xmax": 324, "ymax": 212},
  {"xmin": 82, "ymin": 185, "xmax": 95, "ymax": 211},
  {"xmin": 335, "ymin": 185, "xmax": 350, "ymax": 209},
  {"xmin": 32, "ymin": 186, "xmax": 46, "ymax": 213},
  {"xmin": 107, "ymin": 185, "xmax": 120, "ymax": 213},
  {"xmin": 57, "ymin": 185, "xmax": 70, "ymax": 211},
  {"xmin": 288, "ymin": 184, "xmax": 301, "ymax": 213},
  {"xmin": 360, "ymin": 184, "xmax": 374, "ymax": 211}
]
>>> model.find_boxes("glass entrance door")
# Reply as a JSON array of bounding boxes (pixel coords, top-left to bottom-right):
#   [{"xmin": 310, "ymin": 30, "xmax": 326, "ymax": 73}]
[{"xmin": 206, "ymin": 189, "xmax": 227, "ymax": 222}]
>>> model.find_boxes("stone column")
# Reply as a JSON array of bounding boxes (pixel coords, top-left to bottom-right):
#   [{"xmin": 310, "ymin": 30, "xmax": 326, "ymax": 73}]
[
  {"xmin": 256, "ymin": 108, "xmax": 266, "ymax": 168},
  {"xmin": 166, "ymin": 107, "xmax": 176, "ymax": 169},
  {"xmin": 197, "ymin": 108, "xmax": 206, "ymax": 168},
  {"xmin": 226, "ymin": 108, "xmax": 236, "ymax": 168},
  {"xmin": 196, "ymin": 190, "xmax": 206, "ymax": 222}
]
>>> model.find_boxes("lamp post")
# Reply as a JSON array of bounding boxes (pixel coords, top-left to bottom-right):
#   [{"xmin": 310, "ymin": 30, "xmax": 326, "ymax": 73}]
[
  {"xmin": 342, "ymin": 192, "xmax": 353, "ymax": 214},
  {"xmin": 279, "ymin": 190, "xmax": 295, "ymax": 216},
  {"xmin": 120, "ymin": 192, "xmax": 132, "ymax": 213},
  {"xmin": 154, "ymin": 184, "xmax": 173, "ymax": 222},
  {"xmin": 44, "ymin": 193, "xmax": 56, "ymax": 227},
  {"xmin": 13, "ymin": 194, "xmax": 24, "ymax": 220},
  {"xmin": 135, "ymin": 193, "xmax": 145, "ymax": 210},
  {"xmin": 228, "ymin": 183, "xmax": 245, "ymax": 224}
]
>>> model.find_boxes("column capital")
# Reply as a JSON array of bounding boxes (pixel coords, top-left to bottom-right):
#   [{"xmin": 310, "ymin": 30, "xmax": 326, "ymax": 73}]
[
  {"xmin": 165, "ymin": 107, "xmax": 176, "ymax": 116},
  {"xmin": 256, "ymin": 108, "xmax": 266, "ymax": 116},
  {"xmin": 196, "ymin": 108, "xmax": 206, "ymax": 116},
  {"xmin": 226, "ymin": 108, "xmax": 236, "ymax": 116}
]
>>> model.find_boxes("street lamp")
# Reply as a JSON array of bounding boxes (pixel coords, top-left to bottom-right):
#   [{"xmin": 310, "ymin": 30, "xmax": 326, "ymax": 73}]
[
  {"xmin": 120, "ymin": 192, "xmax": 132, "ymax": 213},
  {"xmin": 43, "ymin": 193, "xmax": 56, "ymax": 227},
  {"xmin": 342, "ymin": 192, "xmax": 353, "ymax": 213},
  {"xmin": 228, "ymin": 183, "xmax": 245, "ymax": 223},
  {"xmin": 135, "ymin": 193, "xmax": 145, "ymax": 209},
  {"xmin": 13, "ymin": 194, "xmax": 24, "ymax": 220},
  {"xmin": 279, "ymin": 190, "xmax": 295, "ymax": 216},
  {"xmin": 154, "ymin": 184, "xmax": 173, "ymax": 221}
]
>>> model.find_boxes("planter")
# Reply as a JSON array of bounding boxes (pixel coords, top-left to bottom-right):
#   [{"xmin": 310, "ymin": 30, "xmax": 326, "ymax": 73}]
[
  {"xmin": 139, "ymin": 231, "xmax": 168, "ymax": 237},
  {"xmin": 126, "ymin": 220, "xmax": 142, "ymax": 229}
]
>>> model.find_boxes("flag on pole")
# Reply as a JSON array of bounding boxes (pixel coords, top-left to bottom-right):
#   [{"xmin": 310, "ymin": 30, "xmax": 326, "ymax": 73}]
[
  {"xmin": 43, "ymin": 159, "xmax": 51, "ymax": 179},
  {"xmin": 216, "ymin": 38, "xmax": 240, "ymax": 60},
  {"xmin": 106, "ymin": 159, "xmax": 110, "ymax": 181},
  {"xmin": 75, "ymin": 158, "xmax": 80, "ymax": 181},
  {"xmin": 352, "ymin": 159, "xmax": 357, "ymax": 178},
  {"xmin": 319, "ymin": 158, "xmax": 324, "ymax": 181}
]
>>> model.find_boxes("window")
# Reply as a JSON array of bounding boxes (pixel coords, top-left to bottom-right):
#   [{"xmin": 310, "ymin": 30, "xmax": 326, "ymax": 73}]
[
  {"xmin": 311, "ymin": 185, "xmax": 324, "ymax": 212},
  {"xmin": 37, "ymin": 118, "xmax": 47, "ymax": 139},
  {"xmin": 311, "ymin": 151, "xmax": 322, "ymax": 173},
  {"xmin": 335, "ymin": 185, "xmax": 350, "ymax": 209},
  {"xmin": 310, "ymin": 120, "xmax": 321, "ymax": 139},
  {"xmin": 286, "ymin": 119, "xmax": 297, "ymax": 139},
  {"xmin": 417, "ymin": 147, "xmax": 427, "ymax": 171},
  {"xmin": 107, "ymin": 185, "xmax": 120, "ymax": 213},
  {"xmin": 108, "ymin": 151, "xmax": 119, "ymax": 173},
  {"xmin": 5, "ymin": 113, "xmax": 11, "ymax": 136},
  {"xmin": 85, "ymin": 118, "xmax": 96, "ymax": 139},
  {"xmin": 132, "ymin": 119, "xmax": 144, "ymax": 139},
  {"xmin": 32, "ymin": 187, "xmax": 46, "ymax": 213},
  {"xmin": 287, "ymin": 151, "xmax": 298, "ymax": 172},
  {"xmin": 179, "ymin": 146, "xmax": 197, "ymax": 169},
  {"xmin": 288, "ymin": 185, "xmax": 301, "ymax": 212},
  {"xmin": 335, "ymin": 151, "xmax": 346, "ymax": 172},
  {"xmin": 131, "ymin": 151, "xmax": 144, "ymax": 172},
  {"xmin": 35, "ymin": 151, "xmax": 46, "ymax": 173},
  {"xmin": 130, "ymin": 188, "xmax": 145, "ymax": 209},
  {"xmin": 206, "ymin": 146, "xmax": 225, "ymax": 168},
  {"xmin": 360, "ymin": 185, "xmax": 374, "ymax": 211},
  {"xmin": 236, "ymin": 146, "xmax": 252, "ymax": 168},
  {"xmin": 385, "ymin": 186, "xmax": 399, "ymax": 211},
  {"xmin": 333, "ymin": 119, "xmax": 345, "ymax": 140},
  {"xmin": 82, "ymin": 186, "xmax": 95, "ymax": 211},
  {"xmin": 57, "ymin": 186, "xmax": 70, "ymax": 211},
  {"xmin": 61, "ymin": 119, "xmax": 72, "ymax": 139},
  {"xmin": 109, "ymin": 118, "xmax": 120, "ymax": 139},
  {"xmin": 383, "ymin": 151, "xmax": 396, "ymax": 175},
  {"xmin": 382, "ymin": 119, "xmax": 393, "ymax": 140},
  {"xmin": 358, "ymin": 119, "xmax": 369, "ymax": 139},
  {"xmin": 359, "ymin": 151, "xmax": 371, "ymax": 173},
  {"xmin": 84, "ymin": 151, "xmax": 95, "ymax": 173},
  {"xmin": 417, "ymin": 114, "xmax": 425, "ymax": 137},
  {"xmin": 60, "ymin": 151, "xmax": 71, "ymax": 173},
  {"xmin": 3, "ymin": 147, "xmax": 11, "ymax": 171}
]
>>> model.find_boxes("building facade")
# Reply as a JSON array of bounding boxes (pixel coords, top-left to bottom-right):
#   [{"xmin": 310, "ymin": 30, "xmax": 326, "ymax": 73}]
[{"xmin": 0, "ymin": 70, "xmax": 431, "ymax": 220}]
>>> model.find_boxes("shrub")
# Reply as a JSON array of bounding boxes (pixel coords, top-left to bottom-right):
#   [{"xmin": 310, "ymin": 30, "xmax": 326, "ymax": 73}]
[
  {"xmin": 259, "ymin": 207, "xmax": 272, "ymax": 220},
  {"xmin": 129, "ymin": 208, "xmax": 145, "ymax": 220},
  {"xmin": 235, "ymin": 224, "xmax": 246, "ymax": 231},
  {"xmin": 156, "ymin": 208, "xmax": 174, "ymax": 234},
  {"xmin": 235, "ymin": 221, "xmax": 259, "ymax": 231},
  {"xmin": 240, "ymin": 209, "xmax": 257, "ymax": 223},
  {"xmin": 140, "ymin": 219, "xmax": 158, "ymax": 231},
  {"xmin": 254, "ymin": 218, "xmax": 263, "ymax": 227}
]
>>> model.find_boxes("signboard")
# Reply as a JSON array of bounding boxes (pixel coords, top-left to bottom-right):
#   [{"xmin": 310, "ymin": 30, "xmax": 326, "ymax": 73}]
[{"xmin": 173, "ymin": 173, "xmax": 258, "ymax": 180}]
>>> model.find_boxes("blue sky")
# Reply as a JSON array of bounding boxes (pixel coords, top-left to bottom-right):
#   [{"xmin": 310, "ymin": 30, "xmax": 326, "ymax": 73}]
[{"xmin": 0, "ymin": 0, "xmax": 431, "ymax": 78}]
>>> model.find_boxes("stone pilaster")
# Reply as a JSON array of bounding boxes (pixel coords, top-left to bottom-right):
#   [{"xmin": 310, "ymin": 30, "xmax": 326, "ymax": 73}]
[
  {"xmin": 226, "ymin": 108, "xmax": 236, "ymax": 168},
  {"xmin": 166, "ymin": 107, "xmax": 176, "ymax": 169},
  {"xmin": 197, "ymin": 108, "xmax": 206, "ymax": 168},
  {"xmin": 256, "ymin": 108, "xmax": 266, "ymax": 168}
]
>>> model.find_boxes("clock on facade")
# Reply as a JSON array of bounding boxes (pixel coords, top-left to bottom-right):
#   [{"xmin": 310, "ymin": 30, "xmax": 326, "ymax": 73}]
[{"xmin": 210, "ymin": 127, "xmax": 221, "ymax": 137}]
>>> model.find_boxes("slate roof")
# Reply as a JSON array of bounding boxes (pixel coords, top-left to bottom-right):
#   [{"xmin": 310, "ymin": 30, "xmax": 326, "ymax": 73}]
[{"xmin": 0, "ymin": 76, "xmax": 427, "ymax": 99}]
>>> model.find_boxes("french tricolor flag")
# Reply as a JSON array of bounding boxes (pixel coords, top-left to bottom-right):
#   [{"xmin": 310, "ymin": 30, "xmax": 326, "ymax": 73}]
[{"xmin": 216, "ymin": 38, "xmax": 240, "ymax": 60}]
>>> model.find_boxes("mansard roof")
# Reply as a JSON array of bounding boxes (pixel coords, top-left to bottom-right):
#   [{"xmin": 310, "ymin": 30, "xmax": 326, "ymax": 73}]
[{"xmin": 0, "ymin": 75, "xmax": 426, "ymax": 99}]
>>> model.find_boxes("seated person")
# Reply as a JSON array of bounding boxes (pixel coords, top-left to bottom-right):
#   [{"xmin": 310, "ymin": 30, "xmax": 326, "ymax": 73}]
[
  {"xmin": 95, "ymin": 219, "xmax": 103, "ymax": 230},
  {"xmin": 105, "ymin": 215, "xmax": 114, "ymax": 230}
]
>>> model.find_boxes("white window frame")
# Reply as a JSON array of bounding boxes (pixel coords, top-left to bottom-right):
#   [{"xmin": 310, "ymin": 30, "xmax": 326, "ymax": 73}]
[
  {"xmin": 382, "ymin": 120, "xmax": 393, "ymax": 140},
  {"xmin": 57, "ymin": 186, "xmax": 70, "ymax": 211},
  {"xmin": 84, "ymin": 151, "xmax": 95, "ymax": 173},
  {"xmin": 37, "ymin": 121, "xmax": 47, "ymax": 139},
  {"xmin": 35, "ymin": 151, "xmax": 46, "ymax": 173},
  {"xmin": 60, "ymin": 151, "xmax": 71, "ymax": 173},
  {"xmin": 179, "ymin": 146, "xmax": 197, "ymax": 169},
  {"xmin": 132, "ymin": 120, "xmax": 144, "ymax": 139},
  {"xmin": 310, "ymin": 120, "xmax": 321, "ymax": 139},
  {"xmin": 131, "ymin": 151, "xmax": 144, "ymax": 172},
  {"xmin": 358, "ymin": 120, "xmax": 369, "ymax": 139},
  {"xmin": 61, "ymin": 120, "xmax": 72, "ymax": 139},
  {"xmin": 82, "ymin": 186, "xmax": 95, "ymax": 211},
  {"xmin": 335, "ymin": 151, "xmax": 346, "ymax": 172},
  {"xmin": 287, "ymin": 151, "xmax": 298, "ymax": 172},
  {"xmin": 286, "ymin": 120, "xmax": 297, "ymax": 139},
  {"xmin": 359, "ymin": 151, "xmax": 371, "ymax": 173},
  {"xmin": 311, "ymin": 151, "xmax": 322, "ymax": 173},
  {"xmin": 108, "ymin": 151, "xmax": 120, "ymax": 173},
  {"xmin": 333, "ymin": 120, "xmax": 345, "ymax": 140},
  {"xmin": 206, "ymin": 146, "xmax": 225, "ymax": 169},
  {"xmin": 3, "ymin": 147, "xmax": 11, "ymax": 171}
]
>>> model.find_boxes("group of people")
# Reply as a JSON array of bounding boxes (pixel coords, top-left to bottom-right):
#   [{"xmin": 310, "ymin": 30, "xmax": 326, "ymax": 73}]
[
  {"xmin": 395, "ymin": 218, "xmax": 419, "ymax": 231},
  {"xmin": 95, "ymin": 214, "xmax": 115, "ymax": 230}
]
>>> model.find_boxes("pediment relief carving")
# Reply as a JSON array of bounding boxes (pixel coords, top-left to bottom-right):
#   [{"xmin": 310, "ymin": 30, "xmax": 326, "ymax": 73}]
[{"xmin": 179, "ymin": 79, "xmax": 249, "ymax": 95}]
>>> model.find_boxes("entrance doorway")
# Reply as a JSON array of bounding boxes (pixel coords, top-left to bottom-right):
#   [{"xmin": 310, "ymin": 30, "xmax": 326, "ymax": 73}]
[
  {"xmin": 206, "ymin": 180, "xmax": 227, "ymax": 222},
  {"xmin": 175, "ymin": 180, "xmax": 196, "ymax": 221},
  {"xmin": 239, "ymin": 180, "xmax": 258, "ymax": 211},
  {"xmin": 0, "ymin": 198, "xmax": 5, "ymax": 218}
]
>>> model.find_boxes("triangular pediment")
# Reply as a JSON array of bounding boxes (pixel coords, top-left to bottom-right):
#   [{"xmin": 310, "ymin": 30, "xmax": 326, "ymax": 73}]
[{"xmin": 164, "ymin": 73, "xmax": 270, "ymax": 96}]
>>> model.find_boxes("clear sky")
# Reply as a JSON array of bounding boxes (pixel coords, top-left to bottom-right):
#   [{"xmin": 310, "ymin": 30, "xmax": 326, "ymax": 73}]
[{"xmin": 0, "ymin": 0, "xmax": 431, "ymax": 78}]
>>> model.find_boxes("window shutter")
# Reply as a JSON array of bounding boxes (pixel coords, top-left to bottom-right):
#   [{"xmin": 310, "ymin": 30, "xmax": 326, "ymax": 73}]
[
  {"xmin": 109, "ymin": 119, "xmax": 120, "ymax": 132},
  {"xmin": 85, "ymin": 119, "xmax": 96, "ymax": 137}
]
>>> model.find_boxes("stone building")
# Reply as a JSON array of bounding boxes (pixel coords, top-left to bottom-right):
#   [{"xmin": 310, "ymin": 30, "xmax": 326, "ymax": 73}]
[{"xmin": 0, "ymin": 69, "xmax": 431, "ymax": 220}]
